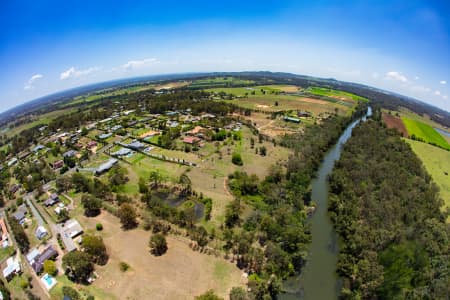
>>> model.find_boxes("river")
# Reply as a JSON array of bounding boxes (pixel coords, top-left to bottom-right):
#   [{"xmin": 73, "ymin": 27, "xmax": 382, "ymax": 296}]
[
  {"xmin": 434, "ymin": 127, "xmax": 450, "ymax": 138},
  {"xmin": 281, "ymin": 107, "xmax": 372, "ymax": 300}
]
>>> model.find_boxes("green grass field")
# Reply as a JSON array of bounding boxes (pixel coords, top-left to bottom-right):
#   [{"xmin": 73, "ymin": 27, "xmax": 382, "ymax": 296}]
[
  {"xmin": 2, "ymin": 108, "xmax": 75, "ymax": 138},
  {"xmin": 190, "ymin": 77, "xmax": 254, "ymax": 88},
  {"xmin": 306, "ymin": 86, "xmax": 368, "ymax": 102},
  {"xmin": 207, "ymin": 84, "xmax": 298, "ymax": 96},
  {"xmin": 406, "ymin": 139, "xmax": 450, "ymax": 221},
  {"xmin": 402, "ymin": 117, "xmax": 450, "ymax": 150}
]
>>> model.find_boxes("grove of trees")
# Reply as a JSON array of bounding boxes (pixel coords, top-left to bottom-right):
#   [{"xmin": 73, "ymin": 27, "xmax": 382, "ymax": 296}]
[{"xmin": 328, "ymin": 115, "xmax": 450, "ymax": 299}]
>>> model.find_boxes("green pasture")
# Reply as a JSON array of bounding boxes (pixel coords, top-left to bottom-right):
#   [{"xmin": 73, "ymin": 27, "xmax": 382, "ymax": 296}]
[{"xmin": 402, "ymin": 117, "xmax": 450, "ymax": 150}]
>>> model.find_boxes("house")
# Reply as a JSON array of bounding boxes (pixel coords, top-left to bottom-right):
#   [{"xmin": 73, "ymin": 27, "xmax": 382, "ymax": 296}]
[
  {"xmin": 283, "ymin": 116, "xmax": 301, "ymax": 123},
  {"xmin": 95, "ymin": 158, "xmax": 118, "ymax": 175},
  {"xmin": 186, "ymin": 126, "xmax": 206, "ymax": 136},
  {"xmin": 127, "ymin": 141, "xmax": 145, "ymax": 150},
  {"xmin": 32, "ymin": 145, "xmax": 45, "ymax": 153},
  {"xmin": 63, "ymin": 150, "xmax": 77, "ymax": 158},
  {"xmin": 26, "ymin": 249, "xmax": 40, "ymax": 265},
  {"xmin": 35, "ymin": 226, "xmax": 48, "ymax": 240},
  {"xmin": 7, "ymin": 158, "xmax": 17, "ymax": 167},
  {"xmin": 13, "ymin": 205, "xmax": 28, "ymax": 225},
  {"xmin": 3, "ymin": 256, "xmax": 21, "ymax": 280},
  {"xmin": 53, "ymin": 160, "xmax": 64, "ymax": 170},
  {"xmin": 167, "ymin": 121, "xmax": 179, "ymax": 128},
  {"xmin": 0, "ymin": 219, "xmax": 9, "ymax": 242},
  {"xmin": 86, "ymin": 141, "xmax": 97, "ymax": 149},
  {"xmin": 54, "ymin": 204, "xmax": 67, "ymax": 215},
  {"xmin": 297, "ymin": 110, "xmax": 312, "ymax": 117},
  {"xmin": 98, "ymin": 133, "xmax": 113, "ymax": 140},
  {"xmin": 111, "ymin": 125, "xmax": 123, "ymax": 132},
  {"xmin": 183, "ymin": 136, "xmax": 201, "ymax": 145},
  {"xmin": 111, "ymin": 148, "xmax": 131, "ymax": 157},
  {"xmin": 123, "ymin": 110, "xmax": 135, "ymax": 116},
  {"xmin": 57, "ymin": 220, "xmax": 83, "ymax": 252},
  {"xmin": 44, "ymin": 194, "xmax": 59, "ymax": 207},
  {"xmin": 201, "ymin": 113, "xmax": 216, "ymax": 119},
  {"xmin": 99, "ymin": 117, "xmax": 112, "ymax": 124},
  {"xmin": 9, "ymin": 184, "xmax": 20, "ymax": 194},
  {"xmin": 18, "ymin": 151, "xmax": 31, "ymax": 160},
  {"xmin": 29, "ymin": 246, "xmax": 58, "ymax": 274}
]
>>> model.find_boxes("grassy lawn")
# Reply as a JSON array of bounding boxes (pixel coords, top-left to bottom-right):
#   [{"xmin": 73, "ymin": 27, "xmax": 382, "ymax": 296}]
[
  {"xmin": 50, "ymin": 274, "xmax": 116, "ymax": 300},
  {"xmin": 0, "ymin": 246, "xmax": 15, "ymax": 263},
  {"xmin": 402, "ymin": 117, "xmax": 450, "ymax": 150},
  {"xmin": 406, "ymin": 139, "xmax": 450, "ymax": 221}
]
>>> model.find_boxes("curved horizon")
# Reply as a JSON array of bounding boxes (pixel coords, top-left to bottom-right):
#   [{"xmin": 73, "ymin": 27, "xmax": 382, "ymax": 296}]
[
  {"xmin": 1, "ymin": 1, "xmax": 449, "ymax": 112},
  {"xmin": 2, "ymin": 71, "xmax": 449, "ymax": 118}
]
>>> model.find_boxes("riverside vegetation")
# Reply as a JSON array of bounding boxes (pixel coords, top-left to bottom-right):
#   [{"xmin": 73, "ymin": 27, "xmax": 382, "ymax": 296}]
[{"xmin": 328, "ymin": 109, "xmax": 450, "ymax": 299}]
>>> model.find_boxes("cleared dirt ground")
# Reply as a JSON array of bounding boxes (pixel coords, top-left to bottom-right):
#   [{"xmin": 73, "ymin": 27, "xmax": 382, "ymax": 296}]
[
  {"xmin": 81, "ymin": 212, "xmax": 245, "ymax": 300},
  {"xmin": 382, "ymin": 113, "xmax": 408, "ymax": 136}
]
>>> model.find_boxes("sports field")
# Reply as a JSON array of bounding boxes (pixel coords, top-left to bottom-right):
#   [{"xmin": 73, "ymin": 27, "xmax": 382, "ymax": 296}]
[{"xmin": 402, "ymin": 117, "xmax": 450, "ymax": 150}]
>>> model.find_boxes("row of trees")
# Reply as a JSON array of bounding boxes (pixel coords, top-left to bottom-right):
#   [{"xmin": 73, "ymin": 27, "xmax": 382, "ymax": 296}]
[{"xmin": 328, "ymin": 115, "xmax": 450, "ymax": 299}]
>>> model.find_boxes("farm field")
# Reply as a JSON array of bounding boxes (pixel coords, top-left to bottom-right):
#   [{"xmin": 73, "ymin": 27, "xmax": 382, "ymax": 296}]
[
  {"xmin": 2, "ymin": 107, "xmax": 75, "ymax": 138},
  {"xmin": 402, "ymin": 117, "xmax": 450, "ymax": 150},
  {"xmin": 207, "ymin": 84, "xmax": 299, "ymax": 96},
  {"xmin": 306, "ymin": 86, "xmax": 368, "ymax": 102},
  {"xmin": 406, "ymin": 139, "xmax": 450, "ymax": 221},
  {"xmin": 217, "ymin": 94, "xmax": 349, "ymax": 115},
  {"xmin": 382, "ymin": 112, "xmax": 408, "ymax": 136},
  {"xmin": 190, "ymin": 77, "xmax": 254, "ymax": 88},
  {"xmin": 79, "ymin": 212, "xmax": 245, "ymax": 300}
]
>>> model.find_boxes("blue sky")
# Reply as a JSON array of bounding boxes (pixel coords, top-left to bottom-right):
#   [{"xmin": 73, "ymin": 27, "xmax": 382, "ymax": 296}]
[{"xmin": 0, "ymin": 0, "xmax": 449, "ymax": 112}]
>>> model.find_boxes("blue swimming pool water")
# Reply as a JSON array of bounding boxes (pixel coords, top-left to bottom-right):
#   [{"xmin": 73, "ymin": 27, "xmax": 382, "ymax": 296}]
[{"xmin": 43, "ymin": 274, "xmax": 54, "ymax": 285}]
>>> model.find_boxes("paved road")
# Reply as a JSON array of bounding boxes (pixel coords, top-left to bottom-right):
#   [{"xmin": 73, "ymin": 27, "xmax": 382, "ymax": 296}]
[{"xmin": 24, "ymin": 194, "xmax": 45, "ymax": 227}]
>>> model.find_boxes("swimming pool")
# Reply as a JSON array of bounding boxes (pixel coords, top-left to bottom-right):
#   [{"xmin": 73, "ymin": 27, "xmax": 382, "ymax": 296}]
[{"xmin": 41, "ymin": 273, "xmax": 57, "ymax": 290}]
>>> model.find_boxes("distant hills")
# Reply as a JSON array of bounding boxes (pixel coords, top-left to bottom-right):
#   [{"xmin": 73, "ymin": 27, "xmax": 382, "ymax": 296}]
[{"xmin": 1, "ymin": 71, "xmax": 449, "ymax": 128}]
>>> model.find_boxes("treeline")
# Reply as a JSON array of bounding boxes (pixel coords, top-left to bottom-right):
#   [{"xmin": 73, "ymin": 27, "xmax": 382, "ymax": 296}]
[{"xmin": 328, "ymin": 115, "xmax": 449, "ymax": 299}]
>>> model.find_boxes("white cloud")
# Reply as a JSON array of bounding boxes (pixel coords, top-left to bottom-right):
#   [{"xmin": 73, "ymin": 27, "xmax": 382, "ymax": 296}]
[
  {"xmin": 414, "ymin": 76, "xmax": 419, "ymax": 80},
  {"xmin": 121, "ymin": 58, "xmax": 159, "ymax": 70},
  {"xmin": 443, "ymin": 95, "xmax": 448, "ymax": 100},
  {"xmin": 385, "ymin": 71, "xmax": 408, "ymax": 83},
  {"xmin": 371, "ymin": 72, "xmax": 379, "ymax": 79},
  {"xmin": 24, "ymin": 74, "xmax": 43, "ymax": 90},
  {"xmin": 434, "ymin": 90, "xmax": 441, "ymax": 96},
  {"xmin": 60, "ymin": 66, "xmax": 101, "ymax": 80},
  {"xmin": 440, "ymin": 80, "xmax": 447, "ymax": 85},
  {"xmin": 410, "ymin": 85, "xmax": 431, "ymax": 93}
]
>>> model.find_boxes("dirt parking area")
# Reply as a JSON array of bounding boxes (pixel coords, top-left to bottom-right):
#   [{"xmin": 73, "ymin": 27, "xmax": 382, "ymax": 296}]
[{"xmin": 80, "ymin": 212, "xmax": 245, "ymax": 300}]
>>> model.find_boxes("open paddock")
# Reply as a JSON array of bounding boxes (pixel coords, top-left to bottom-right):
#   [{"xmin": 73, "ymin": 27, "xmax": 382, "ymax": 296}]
[
  {"xmin": 402, "ymin": 117, "xmax": 450, "ymax": 150},
  {"xmin": 77, "ymin": 212, "xmax": 245, "ymax": 300},
  {"xmin": 406, "ymin": 139, "xmax": 450, "ymax": 221}
]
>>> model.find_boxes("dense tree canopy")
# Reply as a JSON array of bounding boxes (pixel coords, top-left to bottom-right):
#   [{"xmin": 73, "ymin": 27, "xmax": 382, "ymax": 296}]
[
  {"xmin": 63, "ymin": 251, "xmax": 94, "ymax": 283},
  {"xmin": 328, "ymin": 116, "xmax": 450, "ymax": 299}
]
